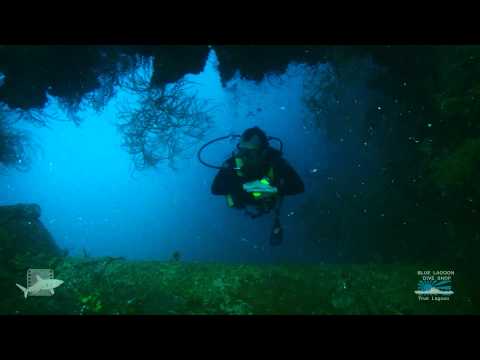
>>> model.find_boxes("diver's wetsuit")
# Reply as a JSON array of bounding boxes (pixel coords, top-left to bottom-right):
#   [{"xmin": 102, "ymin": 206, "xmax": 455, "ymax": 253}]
[{"xmin": 211, "ymin": 147, "xmax": 305, "ymax": 210}]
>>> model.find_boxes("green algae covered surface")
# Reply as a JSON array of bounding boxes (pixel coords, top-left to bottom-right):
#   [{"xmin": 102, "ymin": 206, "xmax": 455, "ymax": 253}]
[{"xmin": 2, "ymin": 257, "xmax": 477, "ymax": 315}]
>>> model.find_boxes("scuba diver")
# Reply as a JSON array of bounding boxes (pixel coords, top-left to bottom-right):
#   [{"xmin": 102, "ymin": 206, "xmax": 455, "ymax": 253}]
[{"xmin": 198, "ymin": 126, "xmax": 304, "ymax": 246}]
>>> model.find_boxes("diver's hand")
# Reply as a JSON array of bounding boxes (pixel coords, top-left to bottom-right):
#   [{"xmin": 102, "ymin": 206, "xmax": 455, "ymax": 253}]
[{"xmin": 242, "ymin": 180, "xmax": 278, "ymax": 194}]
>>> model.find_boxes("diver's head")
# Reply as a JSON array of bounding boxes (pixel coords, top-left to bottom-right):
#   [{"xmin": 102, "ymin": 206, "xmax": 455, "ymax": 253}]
[
  {"xmin": 238, "ymin": 126, "xmax": 268, "ymax": 151},
  {"xmin": 237, "ymin": 127, "xmax": 269, "ymax": 173}
]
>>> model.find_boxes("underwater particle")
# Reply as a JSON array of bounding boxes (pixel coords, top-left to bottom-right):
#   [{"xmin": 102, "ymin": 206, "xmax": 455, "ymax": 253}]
[
  {"xmin": 240, "ymin": 237, "xmax": 248, "ymax": 242},
  {"xmin": 377, "ymin": 106, "xmax": 382, "ymax": 111},
  {"xmin": 127, "ymin": 297, "xmax": 136, "ymax": 305},
  {"xmin": 380, "ymin": 213, "xmax": 385, "ymax": 217},
  {"xmin": 287, "ymin": 211, "xmax": 295, "ymax": 217},
  {"xmin": 363, "ymin": 141, "xmax": 368, "ymax": 147},
  {"xmin": 427, "ymin": 123, "xmax": 432, "ymax": 128},
  {"xmin": 18, "ymin": 159, "xmax": 22, "ymax": 164},
  {"xmin": 310, "ymin": 168, "xmax": 318, "ymax": 174},
  {"xmin": 402, "ymin": 81, "xmax": 407, "ymax": 87},
  {"xmin": 363, "ymin": 209, "xmax": 367, "ymax": 214},
  {"xmin": 340, "ymin": 138, "xmax": 344, "ymax": 142}
]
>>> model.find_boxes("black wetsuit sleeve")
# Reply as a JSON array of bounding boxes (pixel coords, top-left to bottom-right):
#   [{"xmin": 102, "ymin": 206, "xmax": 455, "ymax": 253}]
[
  {"xmin": 211, "ymin": 159, "xmax": 243, "ymax": 195},
  {"xmin": 274, "ymin": 157, "xmax": 305, "ymax": 196}
]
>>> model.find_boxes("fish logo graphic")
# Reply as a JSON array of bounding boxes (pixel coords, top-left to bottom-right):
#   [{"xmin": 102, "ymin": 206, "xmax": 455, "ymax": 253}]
[
  {"xmin": 16, "ymin": 269, "xmax": 64, "ymax": 298},
  {"xmin": 414, "ymin": 279, "xmax": 454, "ymax": 296}
]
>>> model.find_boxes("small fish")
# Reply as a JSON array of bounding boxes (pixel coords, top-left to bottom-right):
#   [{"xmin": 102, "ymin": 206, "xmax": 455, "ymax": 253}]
[{"xmin": 171, "ymin": 251, "xmax": 181, "ymax": 262}]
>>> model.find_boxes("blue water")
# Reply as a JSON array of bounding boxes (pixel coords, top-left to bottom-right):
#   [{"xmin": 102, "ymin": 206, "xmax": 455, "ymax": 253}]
[{"xmin": 0, "ymin": 50, "xmax": 376, "ymax": 263}]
